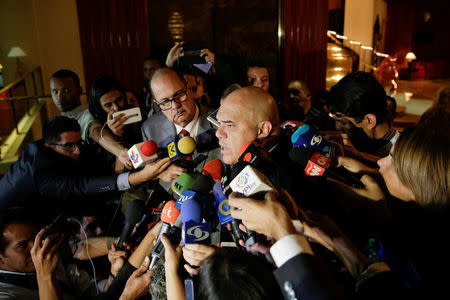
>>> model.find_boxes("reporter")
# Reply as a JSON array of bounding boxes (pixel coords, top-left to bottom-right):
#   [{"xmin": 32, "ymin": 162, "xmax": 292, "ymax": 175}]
[{"xmin": 229, "ymin": 191, "xmax": 346, "ymax": 300}]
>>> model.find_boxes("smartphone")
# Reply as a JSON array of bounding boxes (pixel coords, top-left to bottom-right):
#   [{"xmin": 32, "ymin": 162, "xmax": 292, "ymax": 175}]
[
  {"xmin": 42, "ymin": 214, "xmax": 72, "ymax": 241},
  {"xmin": 207, "ymin": 109, "xmax": 219, "ymax": 128},
  {"xmin": 112, "ymin": 107, "xmax": 142, "ymax": 124},
  {"xmin": 182, "ymin": 42, "xmax": 207, "ymax": 65}
]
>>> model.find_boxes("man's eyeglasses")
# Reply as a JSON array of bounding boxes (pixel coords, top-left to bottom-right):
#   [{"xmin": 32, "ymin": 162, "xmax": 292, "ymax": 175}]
[
  {"xmin": 49, "ymin": 140, "xmax": 85, "ymax": 151},
  {"xmin": 154, "ymin": 88, "xmax": 188, "ymax": 111}
]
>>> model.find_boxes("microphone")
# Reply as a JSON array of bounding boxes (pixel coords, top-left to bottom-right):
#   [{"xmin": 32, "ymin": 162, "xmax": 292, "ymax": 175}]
[
  {"xmin": 229, "ymin": 165, "xmax": 275, "ymax": 196},
  {"xmin": 181, "ymin": 198, "xmax": 211, "ymax": 245},
  {"xmin": 128, "ymin": 140, "xmax": 165, "ymax": 169},
  {"xmin": 169, "ymin": 173, "xmax": 196, "ymax": 200},
  {"xmin": 291, "ymin": 123, "xmax": 331, "ymax": 154},
  {"xmin": 117, "ymin": 200, "xmax": 144, "ymax": 250},
  {"xmin": 288, "ymin": 147, "xmax": 365, "ymax": 188},
  {"xmin": 157, "ymin": 201, "xmax": 180, "ymax": 241},
  {"xmin": 238, "ymin": 142, "xmax": 279, "ymax": 186},
  {"xmin": 149, "ymin": 215, "xmax": 182, "ymax": 269},
  {"xmin": 202, "ymin": 159, "xmax": 224, "ymax": 182},
  {"xmin": 167, "ymin": 136, "xmax": 196, "ymax": 161}
]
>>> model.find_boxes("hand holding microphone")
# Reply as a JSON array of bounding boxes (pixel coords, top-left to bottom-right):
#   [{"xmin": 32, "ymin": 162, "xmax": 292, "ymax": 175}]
[{"xmin": 229, "ymin": 191, "xmax": 296, "ymax": 242}]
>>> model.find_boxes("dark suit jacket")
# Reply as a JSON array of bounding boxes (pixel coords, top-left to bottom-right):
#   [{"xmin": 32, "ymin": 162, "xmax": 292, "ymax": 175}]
[
  {"xmin": 274, "ymin": 253, "xmax": 346, "ymax": 300},
  {"xmin": 0, "ymin": 140, "xmax": 118, "ymax": 216}
]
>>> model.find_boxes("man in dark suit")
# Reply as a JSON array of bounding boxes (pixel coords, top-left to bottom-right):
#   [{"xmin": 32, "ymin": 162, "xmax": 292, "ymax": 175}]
[
  {"xmin": 141, "ymin": 68, "xmax": 221, "ymax": 187},
  {"xmin": 0, "ymin": 116, "xmax": 170, "ymax": 219}
]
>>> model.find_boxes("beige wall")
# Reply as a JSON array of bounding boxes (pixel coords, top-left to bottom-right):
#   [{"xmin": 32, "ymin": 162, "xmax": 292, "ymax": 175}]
[
  {"xmin": 33, "ymin": 0, "xmax": 87, "ymax": 117},
  {"xmin": 0, "ymin": 0, "xmax": 41, "ymax": 85},
  {"xmin": 0, "ymin": 0, "xmax": 86, "ymax": 117}
]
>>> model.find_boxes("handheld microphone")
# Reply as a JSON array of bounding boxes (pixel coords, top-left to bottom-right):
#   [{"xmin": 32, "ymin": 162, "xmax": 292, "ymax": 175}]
[
  {"xmin": 128, "ymin": 140, "xmax": 166, "ymax": 169},
  {"xmin": 291, "ymin": 124, "xmax": 331, "ymax": 154},
  {"xmin": 157, "ymin": 201, "xmax": 180, "ymax": 240},
  {"xmin": 288, "ymin": 147, "xmax": 365, "ymax": 188},
  {"xmin": 238, "ymin": 142, "xmax": 279, "ymax": 186},
  {"xmin": 202, "ymin": 159, "xmax": 224, "ymax": 182},
  {"xmin": 150, "ymin": 215, "xmax": 182, "ymax": 269},
  {"xmin": 169, "ymin": 173, "xmax": 196, "ymax": 199},
  {"xmin": 229, "ymin": 165, "xmax": 275, "ymax": 196},
  {"xmin": 167, "ymin": 136, "xmax": 196, "ymax": 161},
  {"xmin": 181, "ymin": 198, "xmax": 211, "ymax": 245},
  {"xmin": 117, "ymin": 200, "xmax": 144, "ymax": 250}
]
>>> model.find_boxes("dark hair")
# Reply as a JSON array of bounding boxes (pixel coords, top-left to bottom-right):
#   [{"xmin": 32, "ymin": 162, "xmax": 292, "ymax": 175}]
[
  {"xmin": 42, "ymin": 116, "xmax": 80, "ymax": 144},
  {"xmin": 51, "ymin": 69, "xmax": 80, "ymax": 87},
  {"xmin": 88, "ymin": 75, "xmax": 125, "ymax": 123},
  {"xmin": 198, "ymin": 249, "xmax": 282, "ymax": 300},
  {"xmin": 328, "ymin": 71, "xmax": 387, "ymax": 123},
  {"xmin": 0, "ymin": 207, "xmax": 35, "ymax": 254}
]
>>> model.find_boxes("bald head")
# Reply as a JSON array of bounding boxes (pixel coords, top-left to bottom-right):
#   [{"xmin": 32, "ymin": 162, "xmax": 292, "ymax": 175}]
[
  {"xmin": 216, "ymin": 86, "xmax": 280, "ymax": 164},
  {"xmin": 223, "ymin": 86, "xmax": 279, "ymax": 128}
]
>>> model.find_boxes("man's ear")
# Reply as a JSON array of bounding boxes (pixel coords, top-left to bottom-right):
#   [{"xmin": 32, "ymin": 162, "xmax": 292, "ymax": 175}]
[
  {"xmin": 364, "ymin": 114, "xmax": 378, "ymax": 130},
  {"xmin": 257, "ymin": 121, "xmax": 273, "ymax": 140}
]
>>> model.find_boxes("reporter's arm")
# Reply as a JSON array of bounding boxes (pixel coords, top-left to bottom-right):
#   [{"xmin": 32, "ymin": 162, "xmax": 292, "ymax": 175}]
[
  {"xmin": 128, "ymin": 222, "xmax": 162, "ymax": 268},
  {"xmin": 73, "ymin": 236, "xmax": 117, "ymax": 260},
  {"xmin": 161, "ymin": 235, "xmax": 185, "ymax": 300}
]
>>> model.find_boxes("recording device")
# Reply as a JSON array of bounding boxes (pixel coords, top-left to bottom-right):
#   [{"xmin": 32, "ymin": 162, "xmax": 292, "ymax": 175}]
[
  {"xmin": 202, "ymin": 159, "xmax": 223, "ymax": 181},
  {"xmin": 207, "ymin": 109, "xmax": 219, "ymax": 128},
  {"xmin": 128, "ymin": 140, "xmax": 167, "ymax": 169},
  {"xmin": 181, "ymin": 197, "xmax": 211, "ymax": 245},
  {"xmin": 42, "ymin": 213, "xmax": 73, "ymax": 241},
  {"xmin": 157, "ymin": 201, "xmax": 180, "ymax": 240},
  {"xmin": 169, "ymin": 172, "xmax": 196, "ymax": 200},
  {"xmin": 112, "ymin": 107, "xmax": 142, "ymax": 125},
  {"xmin": 288, "ymin": 147, "xmax": 365, "ymax": 189},
  {"xmin": 182, "ymin": 42, "xmax": 207, "ymax": 65},
  {"xmin": 117, "ymin": 200, "xmax": 144, "ymax": 250},
  {"xmin": 291, "ymin": 123, "xmax": 331, "ymax": 154},
  {"xmin": 150, "ymin": 215, "xmax": 182, "ymax": 269},
  {"xmin": 167, "ymin": 136, "xmax": 196, "ymax": 161}
]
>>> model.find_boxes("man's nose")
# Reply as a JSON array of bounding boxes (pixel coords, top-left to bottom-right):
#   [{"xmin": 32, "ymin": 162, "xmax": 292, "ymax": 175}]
[
  {"xmin": 216, "ymin": 125, "xmax": 225, "ymax": 139},
  {"xmin": 171, "ymin": 99, "xmax": 182, "ymax": 109},
  {"xmin": 255, "ymin": 79, "xmax": 264, "ymax": 88}
]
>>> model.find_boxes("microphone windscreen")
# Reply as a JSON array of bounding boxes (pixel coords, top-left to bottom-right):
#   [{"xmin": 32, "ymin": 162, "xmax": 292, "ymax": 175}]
[
  {"xmin": 202, "ymin": 159, "xmax": 223, "ymax": 181},
  {"xmin": 140, "ymin": 140, "xmax": 158, "ymax": 156},
  {"xmin": 191, "ymin": 174, "xmax": 213, "ymax": 194},
  {"xmin": 125, "ymin": 200, "xmax": 144, "ymax": 224},
  {"xmin": 172, "ymin": 173, "xmax": 196, "ymax": 197},
  {"xmin": 181, "ymin": 198, "xmax": 203, "ymax": 223},
  {"xmin": 161, "ymin": 200, "xmax": 180, "ymax": 224},
  {"xmin": 288, "ymin": 147, "xmax": 316, "ymax": 167},
  {"xmin": 177, "ymin": 136, "xmax": 196, "ymax": 155}
]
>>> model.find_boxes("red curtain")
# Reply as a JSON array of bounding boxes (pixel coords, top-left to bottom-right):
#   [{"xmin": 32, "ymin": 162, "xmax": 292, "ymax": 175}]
[
  {"xmin": 76, "ymin": 0, "xmax": 150, "ymax": 96},
  {"xmin": 280, "ymin": 0, "xmax": 328, "ymax": 105}
]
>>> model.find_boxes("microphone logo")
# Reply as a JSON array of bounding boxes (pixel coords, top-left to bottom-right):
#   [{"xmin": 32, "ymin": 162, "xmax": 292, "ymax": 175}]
[
  {"xmin": 167, "ymin": 141, "xmax": 178, "ymax": 159},
  {"xmin": 311, "ymin": 134, "xmax": 322, "ymax": 146},
  {"xmin": 218, "ymin": 199, "xmax": 231, "ymax": 216},
  {"xmin": 234, "ymin": 172, "xmax": 249, "ymax": 189},
  {"xmin": 187, "ymin": 225, "xmax": 210, "ymax": 241}
]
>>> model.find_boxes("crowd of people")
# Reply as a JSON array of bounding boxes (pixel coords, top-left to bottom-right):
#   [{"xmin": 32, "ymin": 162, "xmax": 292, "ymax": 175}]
[{"xmin": 0, "ymin": 43, "xmax": 448, "ymax": 300}]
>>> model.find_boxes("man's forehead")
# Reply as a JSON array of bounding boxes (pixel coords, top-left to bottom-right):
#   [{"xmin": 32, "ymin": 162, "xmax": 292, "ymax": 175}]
[
  {"xmin": 50, "ymin": 77, "xmax": 76, "ymax": 88},
  {"xmin": 152, "ymin": 74, "xmax": 184, "ymax": 98}
]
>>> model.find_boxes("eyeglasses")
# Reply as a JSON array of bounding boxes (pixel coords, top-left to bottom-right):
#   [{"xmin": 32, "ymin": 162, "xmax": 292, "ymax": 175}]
[
  {"xmin": 49, "ymin": 140, "xmax": 85, "ymax": 151},
  {"xmin": 154, "ymin": 88, "xmax": 188, "ymax": 111}
]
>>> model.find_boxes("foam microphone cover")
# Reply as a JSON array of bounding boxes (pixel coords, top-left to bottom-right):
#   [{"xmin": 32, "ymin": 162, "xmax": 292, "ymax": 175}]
[
  {"xmin": 181, "ymin": 198, "xmax": 203, "ymax": 223},
  {"xmin": 202, "ymin": 159, "xmax": 223, "ymax": 181},
  {"xmin": 288, "ymin": 147, "xmax": 313, "ymax": 167},
  {"xmin": 191, "ymin": 174, "xmax": 214, "ymax": 195},
  {"xmin": 161, "ymin": 200, "xmax": 180, "ymax": 224},
  {"xmin": 171, "ymin": 173, "xmax": 196, "ymax": 198},
  {"xmin": 140, "ymin": 140, "xmax": 158, "ymax": 156},
  {"xmin": 177, "ymin": 136, "xmax": 196, "ymax": 155}
]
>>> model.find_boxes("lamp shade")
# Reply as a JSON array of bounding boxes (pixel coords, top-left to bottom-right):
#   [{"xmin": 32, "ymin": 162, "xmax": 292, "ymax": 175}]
[
  {"xmin": 405, "ymin": 52, "xmax": 416, "ymax": 62},
  {"xmin": 8, "ymin": 47, "xmax": 26, "ymax": 57}
]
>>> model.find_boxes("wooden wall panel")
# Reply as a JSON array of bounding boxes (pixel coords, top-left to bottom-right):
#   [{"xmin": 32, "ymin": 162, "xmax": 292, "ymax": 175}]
[
  {"xmin": 76, "ymin": 0, "xmax": 150, "ymax": 96},
  {"xmin": 280, "ymin": 0, "xmax": 328, "ymax": 105}
]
